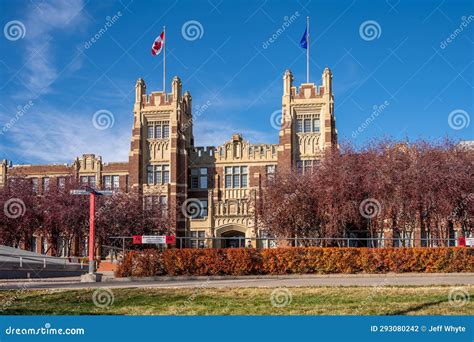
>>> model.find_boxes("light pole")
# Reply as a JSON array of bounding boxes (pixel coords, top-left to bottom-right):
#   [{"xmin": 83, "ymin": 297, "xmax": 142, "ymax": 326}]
[{"xmin": 70, "ymin": 186, "xmax": 114, "ymax": 275}]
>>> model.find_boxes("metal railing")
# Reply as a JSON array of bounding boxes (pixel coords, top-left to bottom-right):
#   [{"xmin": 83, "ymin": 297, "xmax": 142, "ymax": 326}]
[
  {"xmin": 0, "ymin": 252, "xmax": 85, "ymax": 269},
  {"xmin": 174, "ymin": 236, "xmax": 461, "ymax": 248},
  {"xmin": 108, "ymin": 236, "xmax": 464, "ymax": 251}
]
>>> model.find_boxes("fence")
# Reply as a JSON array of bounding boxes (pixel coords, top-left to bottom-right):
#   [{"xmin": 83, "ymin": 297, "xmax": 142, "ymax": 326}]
[{"xmin": 108, "ymin": 236, "xmax": 464, "ymax": 252}]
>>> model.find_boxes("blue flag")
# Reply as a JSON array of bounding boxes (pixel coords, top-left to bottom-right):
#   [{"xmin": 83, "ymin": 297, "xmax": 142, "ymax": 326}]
[{"xmin": 300, "ymin": 27, "xmax": 308, "ymax": 49}]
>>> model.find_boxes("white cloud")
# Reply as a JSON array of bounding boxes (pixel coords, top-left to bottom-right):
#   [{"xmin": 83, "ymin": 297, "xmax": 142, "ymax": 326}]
[
  {"xmin": 21, "ymin": 0, "xmax": 87, "ymax": 95},
  {"xmin": 1, "ymin": 108, "xmax": 130, "ymax": 164}
]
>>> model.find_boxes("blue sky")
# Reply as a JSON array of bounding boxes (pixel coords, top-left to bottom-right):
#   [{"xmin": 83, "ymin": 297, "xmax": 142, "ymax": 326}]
[{"xmin": 0, "ymin": 0, "xmax": 472, "ymax": 164}]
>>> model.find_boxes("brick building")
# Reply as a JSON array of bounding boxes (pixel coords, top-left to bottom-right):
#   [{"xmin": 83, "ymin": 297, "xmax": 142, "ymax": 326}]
[{"xmin": 0, "ymin": 68, "xmax": 337, "ymax": 251}]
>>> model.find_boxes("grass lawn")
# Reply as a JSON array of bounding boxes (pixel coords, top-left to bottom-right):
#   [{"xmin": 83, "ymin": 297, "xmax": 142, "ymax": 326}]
[{"xmin": 0, "ymin": 286, "xmax": 472, "ymax": 315}]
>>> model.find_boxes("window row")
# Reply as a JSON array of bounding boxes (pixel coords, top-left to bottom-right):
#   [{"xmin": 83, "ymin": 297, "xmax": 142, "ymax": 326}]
[
  {"xmin": 31, "ymin": 177, "xmax": 66, "ymax": 193},
  {"xmin": 147, "ymin": 164, "xmax": 170, "ymax": 185},
  {"xmin": 144, "ymin": 195, "xmax": 168, "ymax": 212},
  {"xmin": 147, "ymin": 122, "xmax": 170, "ymax": 139},
  {"xmin": 296, "ymin": 118, "xmax": 320, "ymax": 133},
  {"xmin": 190, "ymin": 230, "xmax": 206, "ymax": 248},
  {"xmin": 224, "ymin": 166, "xmax": 248, "ymax": 188},
  {"xmin": 30, "ymin": 175, "xmax": 125, "ymax": 193},
  {"xmin": 103, "ymin": 175, "xmax": 120, "ymax": 190},
  {"xmin": 296, "ymin": 160, "xmax": 320, "ymax": 174}
]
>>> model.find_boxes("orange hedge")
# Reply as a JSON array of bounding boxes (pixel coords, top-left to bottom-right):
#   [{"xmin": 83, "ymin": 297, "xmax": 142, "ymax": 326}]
[{"xmin": 115, "ymin": 247, "xmax": 474, "ymax": 277}]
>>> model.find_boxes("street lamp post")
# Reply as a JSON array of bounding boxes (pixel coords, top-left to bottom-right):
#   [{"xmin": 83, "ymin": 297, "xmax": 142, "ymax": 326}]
[{"xmin": 70, "ymin": 186, "xmax": 114, "ymax": 275}]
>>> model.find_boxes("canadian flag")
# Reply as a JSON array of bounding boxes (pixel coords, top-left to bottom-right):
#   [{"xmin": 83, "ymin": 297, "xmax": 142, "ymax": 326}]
[{"xmin": 151, "ymin": 31, "xmax": 165, "ymax": 56}]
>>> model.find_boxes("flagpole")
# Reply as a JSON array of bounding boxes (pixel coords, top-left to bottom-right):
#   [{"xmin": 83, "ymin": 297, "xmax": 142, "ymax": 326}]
[
  {"xmin": 307, "ymin": 16, "xmax": 310, "ymax": 83},
  {"xmin": 163, "ymin": 26, "xmax": 166, "ymax": 96}
]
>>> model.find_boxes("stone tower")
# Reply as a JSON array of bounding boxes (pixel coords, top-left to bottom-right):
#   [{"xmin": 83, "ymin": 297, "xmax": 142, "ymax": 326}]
[
  {"xmin": 128, "ymin": 76, "xmax": 193, "ymax": 235},
  {"xmin": 277, "ymin": 68, "xmax": 337, "ymax": 173}
]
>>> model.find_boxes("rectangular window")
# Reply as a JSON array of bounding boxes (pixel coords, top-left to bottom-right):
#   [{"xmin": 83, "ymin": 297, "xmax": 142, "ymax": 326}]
[
  {"xmin": 149, "ymin": 122, "xmax": 169, "ymax": 139},
  {"xmin": 297, "ymin": 160, "xmax": 318, "ymax": 174},
  {"xmin": 103, "ymin": 176, "xmax": 112, "ymax": 190},
  {"xmin": 224, "ymin": 166, "xmax": 248, "ymax": 188},
  {"xmin": 296, "ymin": 161, "xmax": 303, "ymax": 174},
  {"xmin": 80, "ymin": 176, "xmax": 88, "ymax": 186},
  {"xmin": 42, "ymin": 177, "xmax": 50, "ymax": 193},
  {"xmin": 190, "ymin": 231, "xmax": 206, "ymax": 248},
  {"xmin": 112, "ymin": 175, "xmax": 119, "ymax": 189},
  {"xmin": 31, "ymin": 178, "xmax": 38, "ymax": 193},
  {"xmin": 313, "ymin": 119, "xmax": 320, "ymax": 133},
  {"xmin": 200, "ymin": 200, "xmax": 208, "ymax": 217},
  {"xmin": 155, "ymin": 125, "xmax": 162, "ymax": 139},
  {"xmin": 266, "ymin": 165, "xmax": 276, "ymax": 180},
  {"xmin": 58, "ymin": 177, "xmax": 66, "ymax": 190},
  {"xmin": 163, "ymin": 124, "xmax": 170, "ymax": 138},
  {"xmin": 190, "ymin": 168, "xmax": 208, "ymax": 189},
  {"xmin": 296, "ymin": 119, "xmax": 303, "ymax": 133},
  {"xmin": 159, "ymin": 196, "xmax": 168, "ymax": 207},
  {"xmin": 304, "ymin": 160, "xmax": 313, "ymax": 173},
  {"xmin": 199, "ymin": 174, "xmax": 208, "ymax": 189},
  {"xmin": 225, "ymin": 175, "xmax": 232, "ymax": 188},
  {"xmin": 266, "ymin": 165, "xmax": 276, "ymax": 174},
  {"xmin": 147, "ymin": 125, "xmax": 154, "ymax": 139},
  {"xmin": 163, "ymin": 165, "xmax": 170, "ymax": 184},
  {"xmin": 233, "ymin": 175, "xmax": 240, "ymax": 188},
  {"xmin": 147, "ymin": 164, "xmax": 170, "ymax": 185},
  {"xmin": 147, "ymin": 166, "xmax": 153, "ymax": 185},
  {"xmin": 154, "ymin": 165, "xmax": 162, "ymax": 184},
  {"xmin": 304, "ymin": 119, "xmax": 311, "ymax": 132},
  {"xmin": 144, "ymin": 196, "xmax": 153, "ymax": 210},
  {"xmin": 80, "ymin": 176, "xmax": 95, "ymax": 188},
  {"xmin": 191, "ymin": 176, "xmax": 199, "ymax": 189}
]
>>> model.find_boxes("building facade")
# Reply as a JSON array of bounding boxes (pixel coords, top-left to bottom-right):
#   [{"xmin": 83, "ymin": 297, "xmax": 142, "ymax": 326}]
[{"xmin": 1, "ymin": 68, "xmax": 337, "ymax": 249}]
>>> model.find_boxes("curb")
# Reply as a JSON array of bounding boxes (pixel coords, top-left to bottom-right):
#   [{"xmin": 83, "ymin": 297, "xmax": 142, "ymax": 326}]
[{"xmin": 104, "ymin": 272, "xmax": 474, "ymax": 283}]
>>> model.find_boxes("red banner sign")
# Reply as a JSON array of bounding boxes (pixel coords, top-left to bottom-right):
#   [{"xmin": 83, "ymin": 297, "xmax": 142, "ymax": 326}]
[
  {"xmin": 132, "ymin": 235, "xmax": 175, "ymax": 245},
  {"xmin": 166, "ymin": 235, "xmax": 176, "ymax": 244}
]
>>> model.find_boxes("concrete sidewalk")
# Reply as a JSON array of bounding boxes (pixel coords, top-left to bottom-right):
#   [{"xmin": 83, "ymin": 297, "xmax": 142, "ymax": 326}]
[{"xmin": 0, "ymin": 273, "xmax": 472, "ymax": 290}]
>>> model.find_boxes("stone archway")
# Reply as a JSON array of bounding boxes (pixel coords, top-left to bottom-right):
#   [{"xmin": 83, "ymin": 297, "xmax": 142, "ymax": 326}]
[{"xmin": 215, "ymin": 224, "xmax": 249, "ymax": 248}]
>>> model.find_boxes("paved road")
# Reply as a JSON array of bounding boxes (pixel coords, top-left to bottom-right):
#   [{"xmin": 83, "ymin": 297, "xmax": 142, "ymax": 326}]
[{"xmin": 0, "ymin": 273, "xmax": 473, "ymax": 290}]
